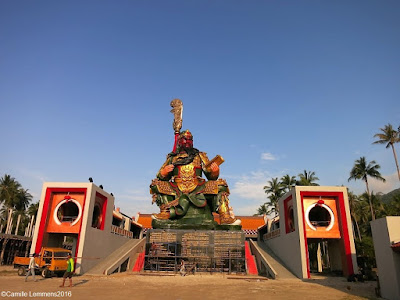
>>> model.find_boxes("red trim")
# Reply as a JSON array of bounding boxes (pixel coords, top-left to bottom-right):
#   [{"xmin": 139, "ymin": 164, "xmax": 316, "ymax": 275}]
[
  {"xmin": 172, "ymin": 133, "xmax": 179, "ymax": 152},
  {"xmin": 95, "ymin": 192, "xmax": 108, "ymax": 231},
  {"xmin": 132, "ymin": 251, "xmax": 145, "ymax": 272},
  {"xmin": 35, "ymin": 187, "xmax": 87, "ymax": 258},
  {"xmin": 245, "ymin": 241, "xmax": 258, "ymax": 275},
  {"xmin": 283, "ymin": 195, "xmax": 293, "ymax": 234},
  {"xmin": 35, "ymin": 188, "xmax": 53, "ymax": 254},
  {"xmin": 300, "ymin": 191, "xmax": 354, "ymax": 276}
]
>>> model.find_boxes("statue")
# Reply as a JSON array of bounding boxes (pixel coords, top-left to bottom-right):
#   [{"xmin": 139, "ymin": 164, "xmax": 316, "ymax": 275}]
[{"xmin": 150, "ymin": 100, "xmax": 241, "ymax": 229}]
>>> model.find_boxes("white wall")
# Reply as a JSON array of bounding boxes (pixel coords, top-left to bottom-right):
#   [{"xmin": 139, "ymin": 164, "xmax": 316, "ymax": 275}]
[
  {"xmin": 264, "ymin": 189, "xmax": 307, "ymax": 278},
  {"xmin": 371, "ymin": 217, "xmax": 400, "ymax": 300},
  {"xmin": 76, "ymin": 184, "xmax": 132, "ymax": 274},
  {"xmin": 31, "ymin": 182, "xmax": 137, "ymax": 275},
  {"xmin": 263, "ymin": 186, "xmax": 358, "ymax": 279}
]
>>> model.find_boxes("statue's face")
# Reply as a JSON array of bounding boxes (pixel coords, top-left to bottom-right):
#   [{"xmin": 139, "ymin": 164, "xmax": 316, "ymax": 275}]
[{"xmin": 178, "ymin": 136, "xmax": 193, "ymax": 151}]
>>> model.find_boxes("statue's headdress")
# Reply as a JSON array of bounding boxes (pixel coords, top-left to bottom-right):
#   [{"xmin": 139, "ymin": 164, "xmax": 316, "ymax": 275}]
[{"xmin": 180, "ymin": 130, "xmax": 192, "ymax": 141}]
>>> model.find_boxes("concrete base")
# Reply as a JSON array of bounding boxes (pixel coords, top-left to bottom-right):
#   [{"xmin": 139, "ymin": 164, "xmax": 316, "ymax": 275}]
[{"xmin": 144, "ymin": 229, "xmax": 245, "ymax": 273}]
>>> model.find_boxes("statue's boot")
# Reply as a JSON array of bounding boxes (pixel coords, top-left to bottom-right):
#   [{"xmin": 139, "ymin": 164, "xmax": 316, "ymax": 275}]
[
  {"xmin": 218, "ymin": 206, "xmax": 241, "ymax": 225},
  {"xmin": 217, "ymin": 192, "xmax": 241, "ymax": 225},
  {"xmin": 151, "ymin": 205, "xmax": 170, "ymax": 220}
]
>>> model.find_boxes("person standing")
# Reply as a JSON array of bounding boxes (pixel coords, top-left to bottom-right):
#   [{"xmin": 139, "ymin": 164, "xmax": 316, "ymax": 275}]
[
  {"xmin": 179, "ymin": 259, "xmax": 186, "ymax": 276},
  {"xmin": 25, "ymin": 253, "xmax": 38, "ymax": 282},
  {"xmin": 60, "ymin": 253, "xmax": 74, "ymax": 287}
]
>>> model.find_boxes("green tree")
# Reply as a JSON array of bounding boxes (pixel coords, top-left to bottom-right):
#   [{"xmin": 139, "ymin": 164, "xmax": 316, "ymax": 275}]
[
  {"xmin": 0, "ymin": 174, "xmax": 21, "ymax": 207},
  {"xmin": 262, "ymin": 177, "xmax": 284, "ymax": 216},
  {"xmin": 0, "ymin": 175, "xmax": 32, "ymax": 211},
  {"xmin": 280, "ymin": 174, "xmax": 296, "ymax": 193},
  {"xmin": 297, "ymin": 170, "xmax": 319, "ymax": 186},
  {"xmin": 27, "ymin": 202, "xmax": 39, "ymax": 217},
  {"xmin": 385, "ymin": 194, "xmax": 400, "ymax": 216},
  {"xmin": 348, "ymin": 157, "xmax": 386, "ymax": 220},
  {"xmin": 256, "ymin": 204, "xmax": 268, "ymax": 215},
  {"xmin": 348, "ymin": 191, "xmax": 362, "ymax": 241},
  {"xmin": 373, "ymin": 123, "xmax": 400, "ymax": 181}
]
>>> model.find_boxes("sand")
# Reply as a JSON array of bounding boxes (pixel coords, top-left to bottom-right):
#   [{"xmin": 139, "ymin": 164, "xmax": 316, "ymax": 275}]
[{"xmin": 0, "ymin": 266, "xmax": 379, "ymax": 300}]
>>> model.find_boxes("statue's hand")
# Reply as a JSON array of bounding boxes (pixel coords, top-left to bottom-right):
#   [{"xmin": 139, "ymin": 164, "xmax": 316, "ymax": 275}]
[
  {"xmin": 210, "ymin": 162, "xmax": 219, "ymax": 173},
  {"xmin": 160, "ymin": 164, "xmax": 174, "ymax": 177}
]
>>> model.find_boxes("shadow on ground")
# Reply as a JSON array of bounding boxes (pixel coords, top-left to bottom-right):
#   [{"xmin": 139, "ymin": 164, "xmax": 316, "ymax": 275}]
[{"xmin": 305, "ymin": 274, "xmax": 378, "ymax": 299}]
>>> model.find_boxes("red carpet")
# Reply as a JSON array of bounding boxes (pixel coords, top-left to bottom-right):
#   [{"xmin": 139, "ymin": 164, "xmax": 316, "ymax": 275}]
[
  {"xmin": 132, "ymin": 251, "xmax": 145, "ymax": 272},
  {"xmin": 245, "ymin": 241, "xmax": 258, "ymax": 275}
]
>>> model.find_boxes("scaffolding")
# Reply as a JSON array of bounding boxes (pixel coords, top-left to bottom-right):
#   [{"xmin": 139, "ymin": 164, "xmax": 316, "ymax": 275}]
[{"xmin": 144, "ymin": 229, "xmax": 245, "ymax": 274}]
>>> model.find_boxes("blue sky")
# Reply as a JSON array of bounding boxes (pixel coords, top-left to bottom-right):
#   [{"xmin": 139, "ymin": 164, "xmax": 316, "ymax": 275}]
[{"xmin": 1, "ymin": 1, "xmax": 399, "ymax": 217}]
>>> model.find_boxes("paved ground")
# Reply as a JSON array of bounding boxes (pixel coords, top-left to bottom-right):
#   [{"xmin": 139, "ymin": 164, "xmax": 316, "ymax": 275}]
[{"xmin": 0, "ymin": 266, "xmax": 379, "ymax": 300}]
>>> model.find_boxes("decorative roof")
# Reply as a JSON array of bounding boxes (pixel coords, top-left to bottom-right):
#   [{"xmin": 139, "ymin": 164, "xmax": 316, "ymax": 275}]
[{"xmin": 136, "ymin": 213, "xmax": 153, "ymax": 229}]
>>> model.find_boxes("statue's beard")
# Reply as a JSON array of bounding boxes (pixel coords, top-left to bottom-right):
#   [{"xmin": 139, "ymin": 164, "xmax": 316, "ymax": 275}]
[{"xmin": 173, "ymin": 147, "xmax": 199, "ymax": 166}]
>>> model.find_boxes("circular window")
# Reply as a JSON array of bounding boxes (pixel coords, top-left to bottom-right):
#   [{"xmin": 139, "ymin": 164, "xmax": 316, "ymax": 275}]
[
  {"xmin": 53, "ymin": 199, "xmax": 82, "ymax": 226},
  {"xmin": 305, "ymin": 203, "xmax": 335, "ymax": 231}
]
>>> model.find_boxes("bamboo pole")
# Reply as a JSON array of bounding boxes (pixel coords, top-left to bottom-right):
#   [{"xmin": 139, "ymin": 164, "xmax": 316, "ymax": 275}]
[
  {"xmin": 14, "ymin": 214, "xmax": 21, "ymax": 236},
  {"xmin": 6, "ymin": 209, "xmax": 13, "ymax": 235}
]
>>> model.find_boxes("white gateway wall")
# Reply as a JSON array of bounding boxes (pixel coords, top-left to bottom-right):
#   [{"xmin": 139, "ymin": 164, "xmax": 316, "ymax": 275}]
[
  {"xmin": 371, "ymin": 216, "xmax": 400, "ymax": 300},
  {"xmin": 263, "ymin": 189, "xmax": 308, "ymax": 278},
  {"xmin": 76, "ymin": 185, "xmax": 134, "ymax": 274}
]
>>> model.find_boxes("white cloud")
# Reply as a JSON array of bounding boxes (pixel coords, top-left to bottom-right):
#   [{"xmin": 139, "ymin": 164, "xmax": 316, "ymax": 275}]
[
  {"xmin": 230, "ymin": 170, "xmax": 288, "ymax": 200},
  {"xmin": 261, "ymin": 152, "xmax": 276, "ymax": 161},
  {"xmin": 369, "ymin": 172, "xmax": 399, "ymax": 194},
  {"xmin": 115, "ymin": 188, "xmax": 154, "ymax": 216}
]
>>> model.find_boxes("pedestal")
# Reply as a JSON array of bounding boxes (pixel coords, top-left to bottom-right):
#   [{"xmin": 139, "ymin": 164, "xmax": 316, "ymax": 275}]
[{"xmin": 144, "ymin": 229, "xmax": 245, "ymax": 274}]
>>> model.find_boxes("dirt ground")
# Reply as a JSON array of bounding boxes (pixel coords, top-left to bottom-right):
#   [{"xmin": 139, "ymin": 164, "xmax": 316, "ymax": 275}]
[{"xmin": 0, "ymin": 266, "xmax": 379, "ymax": 300}]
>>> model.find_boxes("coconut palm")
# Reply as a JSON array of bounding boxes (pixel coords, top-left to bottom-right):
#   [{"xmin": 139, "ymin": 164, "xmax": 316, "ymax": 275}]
[
  {"xmin": 263, "ymin": 178, "xmax": 284, "ymax": 216},
  {"xmin": 348, "ymin": 157, "xmax": 386, "ymax": 220},
  {"xmin": 263, "ymin": 178, "xmax": 284, "ymax": 201},
  {"xmin": 348, "ymin": 191, "xmax": 362, "ymax": 241},
  {"xmin": 280, "ymin": 174, "xmax": 296, "ymax": 193},
  {"xmin": 0, "ymin": 174, "xmax": 32, "ymax": 211},
  {"xmin": 256, "ymin": 204, "xmax": 268, "ymax": 215},
  {"xmin": 0, "ymin": 174, "xmax": 21, "ymax": 206},
  {"xmin": 373, "ymin": 123, "xmax": 400, "ymax": 181},
  {"xmin": 297, "ymin": 170, "xmax": 320, "ymax": 186},
  {"xmin": 27, "ymin": 202, "xmax": 39, "ymax": 217}
]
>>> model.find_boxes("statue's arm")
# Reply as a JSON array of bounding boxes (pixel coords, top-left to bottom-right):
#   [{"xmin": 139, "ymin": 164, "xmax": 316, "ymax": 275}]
[
  {"xmin": 199, "ymin": 152, "xmax": 219, "ymax": 180},
  {"xmin": 157, "ymin": 156, "xmax": 174, "ymax": 180}
]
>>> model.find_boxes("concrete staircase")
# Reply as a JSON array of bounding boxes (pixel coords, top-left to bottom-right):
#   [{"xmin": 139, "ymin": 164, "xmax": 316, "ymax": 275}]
[
  {"xmin": 249, "ymin": 239, "xmax": 297, "ymax": 280},
  {"xmin": 86, "ymin": 238, "xmax": 145, "ymax": 275}
]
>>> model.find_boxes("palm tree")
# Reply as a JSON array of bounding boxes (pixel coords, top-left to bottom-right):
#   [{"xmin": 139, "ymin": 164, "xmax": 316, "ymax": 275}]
[
  {"xmin": 27, "ymin": 202, "xmax": 39, "ymax": 217},
  {"xmin": 373, "ymin": 123, "xmax": 400, "ymax": 181},
  {"xmin": 348, "ymin": 191, "xmax": 362, "ymax": 241},
  {"xmin": 348, "ymin": 157, "xmax": 386, "ymax": 220},
  {"xmin": 280, "ymin": 174, "xmax": 296, "ymax": 193},
  {"xmin": 0, "ymin": 174, "xmax": 32, "ymax": 211},
  {"xmin": 256, "ymin": 204, "xmax": 268, "ymax": 215},
  {"xmin": 263, "ymin": 177, "xmax": 284, "ymax": 216},
  {"xmin": 0, "ymin": 174, "xmax": 21, "ymax": 207},
  {"xmin": 264, "ymin": 178, "xmax": 284, "ymax": 200},
  {"xmin": 297, "ymin": 170, "xmax": 320, "ymax": 186}
]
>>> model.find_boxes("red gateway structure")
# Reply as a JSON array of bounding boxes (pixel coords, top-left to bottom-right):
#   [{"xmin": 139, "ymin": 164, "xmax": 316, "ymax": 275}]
[
  {"xmin": 257, "ymin": 186, "xmax": 357, "ymax": 279},
  {"xmin": 31, "ymin": 182, "xmax": 143, "ymax": 275}
]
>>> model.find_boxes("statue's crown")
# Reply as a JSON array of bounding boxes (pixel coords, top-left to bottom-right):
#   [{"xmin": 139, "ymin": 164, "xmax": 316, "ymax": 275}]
[{"xmin": 180, "ymin": 130, "xmax": 193, "ymax": 140}]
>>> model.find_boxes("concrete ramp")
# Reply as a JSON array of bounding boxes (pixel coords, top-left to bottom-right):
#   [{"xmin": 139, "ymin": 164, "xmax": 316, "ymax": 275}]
[
  {"xmin": 86, "ymin": 238, "xmax": 145, "ymax": 275},
  {"xmin": 249, "ymin": 240, "xmax": 297, "ymax": 280}
]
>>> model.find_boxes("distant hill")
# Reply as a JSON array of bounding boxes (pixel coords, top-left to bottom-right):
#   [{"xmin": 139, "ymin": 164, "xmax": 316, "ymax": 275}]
[{"xmin": 379, "ymin": 188, "xmax": 400, "ymax": 204}]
